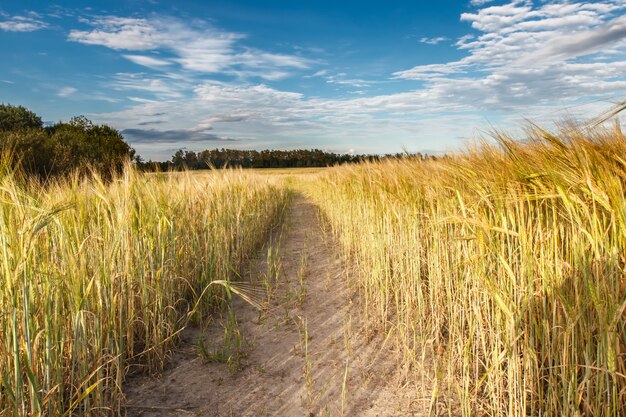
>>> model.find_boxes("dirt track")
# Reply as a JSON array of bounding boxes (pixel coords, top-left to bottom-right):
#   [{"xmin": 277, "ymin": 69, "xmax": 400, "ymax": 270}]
[{"xmin": 124, "ymin": 194, "xmax": 421, "ymax": 416}]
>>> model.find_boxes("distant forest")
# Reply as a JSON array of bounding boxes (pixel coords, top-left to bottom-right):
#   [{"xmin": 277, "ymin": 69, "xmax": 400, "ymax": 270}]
[
  {"xmin": 139, "ymin": 148, "xmax": 437, "ymax": 171},
  {"xmin": 1, "ymin": 103, "xmax": 437, "ymax": 177}
]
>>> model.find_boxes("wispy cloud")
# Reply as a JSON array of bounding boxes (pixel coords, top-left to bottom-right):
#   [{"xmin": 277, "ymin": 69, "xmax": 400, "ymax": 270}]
[
  {"xmin": 193, "ymin": 83, "xmax": 303, "ymax": 105},
  {"xmin": 69, "ymin": 16, "xmax": 311, "ymax": 80},
  {"xmin": 109, "ymin": 72, "xmax": 188, "ymax": 99},
  {"xmin": 57, "ymin": 86, "xmax": 77, "ymax": 97},
  {"xmin": 308, "ymin": 69, "xmax": 328, "ymax": 78},
  {"xmin": 419, "ymin": 36, "xmax": 449, "ymax": 45},
  {"xmin": 393, "ymin": 63, "xmax": 466, "ymax": 80},
  {"xmin": 199, "ymin": 112, "xmax": 254, "ymax": 126},
  {"xmin": 123, "ymin": 54, "xmax": 172, "ymax": 69},
  {"xmin": 324, "ymin": 72, "xmax": 373, "ymax": 87},
  {"xmin": 305, "ymin": 70, "xmax": 375, "ymax": 87},
  {"xmin": 518, "ymin": 14, "xmax": 626, "ymax": 64},
  {"xmin": 0, "ymin": 13, "xmax": 47, "ymax": 32},
  {"xmin": 68, "ymin": 17, "xmax": 166, "ymax": 50}
]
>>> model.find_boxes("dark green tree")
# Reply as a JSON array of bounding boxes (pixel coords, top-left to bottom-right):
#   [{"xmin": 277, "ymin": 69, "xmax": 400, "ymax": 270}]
[
  {"xmin": 0, "ymin": 105, "xmax": 137, "ymax": 179},
  {"xmin": 47, "ymin": 116, "xmax": 135, "ymax": 175},
  {"xmin": 172, "ymin": 149, "xmax": 185, "ymax": 169},
  {"xmin": 0, "ymin": 128, "xmax": 53, "ymax": 177},
  {"xmin": 0, "ymin": 104, "xmax": 43, "ymax": 132}
]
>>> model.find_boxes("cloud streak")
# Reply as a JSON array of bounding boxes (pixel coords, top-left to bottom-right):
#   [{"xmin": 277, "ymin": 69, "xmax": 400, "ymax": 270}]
[
  {"xmin": 69, "ymin": 16, "xmax": 311, "ymax": 80},
  {"xmin": 58, "ymin": 86, "xmax": 77, "ymax": 97},
  {"xmin": 519, "ymin": 14, "xmax": 626, "ymax": 64},
  {"xmin": 123, "ymin": 54, "xmax": 172, "ymax": 69},
  {"xmin": 0, "ymin": 13, "xmax": 47, "ymax": 32},
  {"xmin": 419, "ymin": 36, "xmax": 449, "ymax": 45}
]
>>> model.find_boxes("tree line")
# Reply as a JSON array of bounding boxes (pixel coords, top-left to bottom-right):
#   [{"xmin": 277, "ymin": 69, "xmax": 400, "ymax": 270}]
[
  {"xmin": 1, "ymin": 103, "xmax": 437, "ymax": 178},
  {"xmin": 140, "ymin": 148, "xmax": 374, "ymax": 170},
  {"xmin": 139, "ymin": 148, "xmax": 436, "ymax": 171}
]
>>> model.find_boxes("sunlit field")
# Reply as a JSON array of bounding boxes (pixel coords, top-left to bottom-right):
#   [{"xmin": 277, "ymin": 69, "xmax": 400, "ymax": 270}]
[
  {"xmin": 307, "ymin": 123, "xmax": 626, "ymax": 416},
  {"xmin": 147, "ymin": 167, "xmax": 327, "ymax": 178},
  {"xmin": 4, "ymin": 0, "xmax": 626, "ymax": 414},
  {"xmin": 0, "ymin": 167, "xmax": 288, "ymax": 415},
  {"xmin": 1, "ymin": 122, "xmax": 625, "ymax": 416}
]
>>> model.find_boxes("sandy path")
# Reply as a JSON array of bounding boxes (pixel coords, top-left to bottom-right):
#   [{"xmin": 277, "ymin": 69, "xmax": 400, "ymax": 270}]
[{"xmin": 123, "ymin": 194, "xmax": 421, "ymax": 416}]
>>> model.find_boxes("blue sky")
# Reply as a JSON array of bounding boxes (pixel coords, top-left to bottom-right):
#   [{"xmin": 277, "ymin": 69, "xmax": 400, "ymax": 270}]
[{"xmin": 2, "ymin": 1, "xmax": 626, "ymax": 160}]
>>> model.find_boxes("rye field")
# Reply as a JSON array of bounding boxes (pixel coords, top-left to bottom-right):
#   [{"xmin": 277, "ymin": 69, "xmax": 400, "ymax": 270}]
[
  {"xmin": 308, "ymin": 123, "xmax": 626, "ymax": 416},
  {"xmin": 1, "ymin": 123, "xmax": 625, "ymax": 416},
  {"xmin": 0, "ymin": 168, "xmax": 289, "ymax": 415}
]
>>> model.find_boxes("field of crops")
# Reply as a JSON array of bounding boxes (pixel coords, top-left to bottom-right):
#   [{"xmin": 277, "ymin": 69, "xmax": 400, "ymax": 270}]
[
  {"xmin": 307, "ymin": 124, "xmax": 626, "ymax": 416},
  {"xmin": 1, "ymin": 123, "xmax": 625, "ymax": 416},
  {"xmin": 0, "ymin": 167, "xmax": 288, "ymax": 415}
]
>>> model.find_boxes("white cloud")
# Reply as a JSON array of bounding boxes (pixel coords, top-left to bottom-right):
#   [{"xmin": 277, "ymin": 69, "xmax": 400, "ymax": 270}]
[
  {"xmin": 419, "ymin": 36, "xmax": 449, "ymax": 45},
  {"xmin": 88, "ymin": 1, "xmax": 626, "ymax": 160},
  {"xmin": 96, "ymin": 88, "xmax": 491, "ymax": 160},
  {"xmin": 123, "ymin": 54, "xmax": 172, "ymax": 69},
  {"xmin": 304, "ymin": 70, "xmax": 378, "ymax": 87},
  {"xmin": 0, "ymin": 13, "xmax": 47, "ymax": 32},
  {"xmin": 309, "ymin": 69, "xmax": 329, "ymax": 77},
  {"xmin": 324, "ymin": 73, "xmax": 373, "ymax": 87},
  {"xmin": 69, "ymin": 16, "xmax": 311, "ymax": 79},
  {"xmin": 110, "ymin": 72, "xmax": 187, "ymax": 99},
  {"xmin": 394, "ymin": 0, "xmax": 626, "ymax": 111},
  {"xmin": 192, "ymin": 112, "xmax": 255, "ymax": 133},
  {"xmin": 227, "ymin": 69, "xmax": 291, "ymax": 81},
  {"xmin": 95, "ymin": 78, "xmax": 617, "ymax": 163},
  {"xmin": 68, "ymin": 17, "xmax": 164, "ymax": 50},
  {"xmin": 194, "ymin": 83, "xmax": 303, "ymax": 105},
  {"xmin": 461, "ymin": 2, "xmax": 534, "ymax": 33},
  {"xmin": 392, "ymin": 62, "xmax": 467, "ymax": 80},
  {"xmin": 233, "ymin": 50, "xmax": 310, "ymax": 69},
  {"xmin": 127, "ymin": 96, "xmax": 158, "ymax": 103},
  {"xmin": 519, "ymin": 14, "xmax": 626, "ymax": 64},
  {"xmin": 57, "ymin": 86, "xmax": 77, "ymax": 97}
]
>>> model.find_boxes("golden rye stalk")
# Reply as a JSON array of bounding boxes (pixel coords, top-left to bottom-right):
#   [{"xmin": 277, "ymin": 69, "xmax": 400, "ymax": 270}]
[
  {"xmin": 0, "ymin": 166, "xmax": 288, "ymax": 416},
  {"xmin": 307, "ymin": 123, "xmax": 626, "ymax": 416}
]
